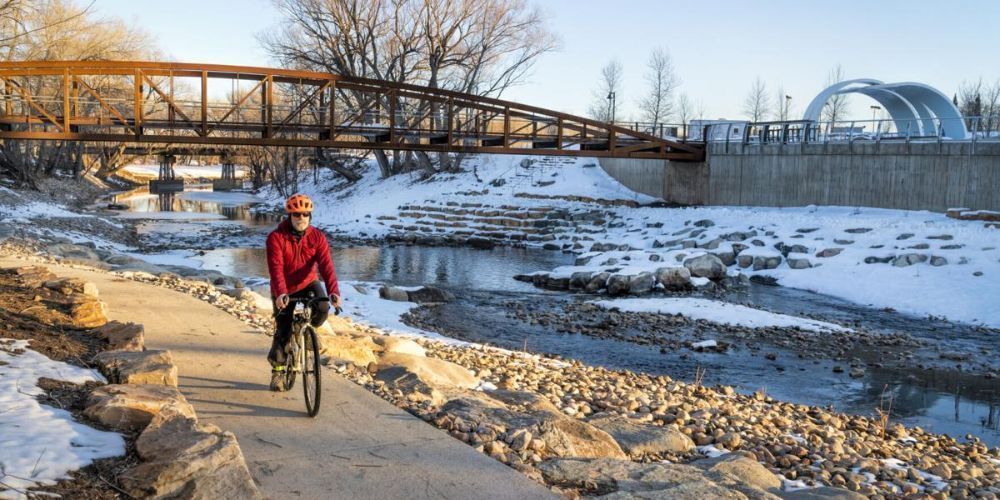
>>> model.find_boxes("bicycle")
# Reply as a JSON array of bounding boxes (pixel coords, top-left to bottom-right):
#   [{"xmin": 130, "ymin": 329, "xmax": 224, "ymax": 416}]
[{"xmin": 282, "ymin": 296, "xmax": 338, "ymax": 417}]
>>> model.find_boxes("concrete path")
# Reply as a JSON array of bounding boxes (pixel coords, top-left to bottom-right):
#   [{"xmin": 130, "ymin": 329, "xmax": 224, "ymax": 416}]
[{"xmin": 0, "ymin": 257, "xmax": 554, "ymax": 500}]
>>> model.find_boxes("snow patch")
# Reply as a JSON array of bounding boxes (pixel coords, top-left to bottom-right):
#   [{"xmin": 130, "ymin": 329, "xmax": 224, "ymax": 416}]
[{"xmin": 592, "ymin": 298, "xmax": 852, "ymax": 333}]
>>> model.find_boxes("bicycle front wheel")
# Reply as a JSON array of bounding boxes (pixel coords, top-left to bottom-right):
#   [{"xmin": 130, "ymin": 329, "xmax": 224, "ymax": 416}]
[{"xmin": 302, "ymin": 325, "xmax": 321, "ymax": 417}]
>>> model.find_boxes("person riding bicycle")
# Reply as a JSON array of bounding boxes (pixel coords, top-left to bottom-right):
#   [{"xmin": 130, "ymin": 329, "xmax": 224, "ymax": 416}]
[{"xmin": 265, "ymin": 193, "xmax": 341, "ymax": 391}]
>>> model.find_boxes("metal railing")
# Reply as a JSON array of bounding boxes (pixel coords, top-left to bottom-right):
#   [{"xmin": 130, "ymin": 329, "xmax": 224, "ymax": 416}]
[{"xmin": 702, "ymin": 116, "xmax": 1000, "ymax": 146}]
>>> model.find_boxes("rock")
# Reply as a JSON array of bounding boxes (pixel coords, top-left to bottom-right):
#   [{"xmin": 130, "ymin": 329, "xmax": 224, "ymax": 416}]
[
  {"xmin": 607, "ymin": 274, "xmax": 632, "ymax": 296},
  {"xmin": 537, "ymin": 458, "xmax": 750, "ymax": 498},
  {"xmin": 753, "ymin": 255, "xmax": 782, "ymax": 270},
  {"xmin": 779, "ymin": 487, "xmax": 867, "ymax": 499},
  {"xmin": 569, "ymin": 271, "xmax": 593, "ymax": 290},
  {"xmin": 376, "ymin": 352, "xmax": 479, "ymax": 390},
  {"xmin": 43, "ymin": 277, "xmax": 99, "ymax": 297},
  {"xmin": 406, "ymin": 286, "xmax": 455, "ymax": 303},
  {"xmin": 92, "ymin": 321, "xmax": 144, "ymax": 352},
  {"xmin": 59, "ymin": 295, "xmax": 109, "ymax": 329},
  {"xmin": 379, "ymin": 285, "xmax": 410, "ymax": 302},
  {"xmin": 816, "ymin": 248, "xmax": 843, "ymax": 258},
  {"xmin": 84, "ymin": 384, "xmax": 195, "ymax": 431},
  {"xmin": 655, "ymin": 267, "xmax": 691, "ymax": 291},
  {"xmin": 536, "ymin": 418, "xmax": 627, "ymax": 459},
  {"xmin": 787, "ymin": 258, "xmax": 812, "ymax": 269},
  {"xmin": 585, "ymin": 272, "xmax": 610, "ymax": 293},
  {"xmin": 693, "ymin": 453, "xmax": 781, "ymax": 492},
  {"xmin": 927, "ymin": 234, "xmax": 953, "ymax": 240},
  {"xmin": 587, "ymin": 414, "xmax": 695, "ymax": 456},
  {"xmin": 121, "ymin": 408, "xmax": 262, "ymax": 499},
  {"xmin": 320, "ymin": 335, "xmax": 379, "ymax": 368},
  {"xmin": 892, "ymin": 253, "xmax": 927, "ymax": 267},
  {"xmin": 440, "ymin": 393, "xmax": 548, "ymax": 432},
  {"xmin": 849, "ymin": 367, "xmax": 865, "ymax": 378},
  {"xmin": 692, "ymin": 219, "xmax": 715, "ymax": 228},
  {"xmin": 6, "ymin": 266, "xmax": 57, "ymax": 287},
  {"xmin": 221, "ymin": 288, "xmax": 253, "ymax": 300},
  {"xmin": 628, "ymin": 273, "xmax": 656, "ymax": 295},
  {"xmin": 93, "ymin": 350, "xmax": 179, "ymax": 386},
  {"xmin": 928, "ymin": 463, "xmax": 952, "ymax": 480},
  {"xmin": 833, "ymin": 239, "xmax": 854, "ymax": 245},
  {"xmin": 844, "ymin": 228, "xmax": 872, "ymax": 234},
  {"xmin": 930, "ymin": 256, "xmax": 948, "ymax": 266},
  {"xmin": 864, "ymin": 255, "xmax": 894, "ymax": 264},
  {"xmin": 683, "ymin": 254, "xmax": 727, "ymax": 280},
  {"xmin": 736, "ymin": 254, "xmax": 754, "ymax": 268},
  {"xmin": 467, "ymin": 237, "xmax": 495, "ymax": 249},
  {"xmin": 374, "ymin": 336, "xmax": 427, "ymax": 357},
  {"xmin": 46, "ymin": 243, "xmax": 101, "ymax": 262},
  {"xmin": 896, "ymin": 233, "xmax": 915, "ymax": 240}
]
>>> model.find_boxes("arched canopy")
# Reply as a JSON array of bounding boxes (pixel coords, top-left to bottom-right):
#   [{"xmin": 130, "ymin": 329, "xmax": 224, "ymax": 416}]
[{"xmin": 803, "ymin": 79, "xmax": 968, "ymax": 139}]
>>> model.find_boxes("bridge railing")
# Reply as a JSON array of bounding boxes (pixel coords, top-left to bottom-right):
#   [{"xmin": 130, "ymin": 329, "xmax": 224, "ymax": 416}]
[{"xmin": 710, "ymin": 116, "xmax": 999, "ymax": 146}]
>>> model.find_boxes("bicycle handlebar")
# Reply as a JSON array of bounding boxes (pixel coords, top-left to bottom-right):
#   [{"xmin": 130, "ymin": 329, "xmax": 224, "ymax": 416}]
[{"xmin": 285, "ymin": 296, "xmax": 341, "ymax": 316}]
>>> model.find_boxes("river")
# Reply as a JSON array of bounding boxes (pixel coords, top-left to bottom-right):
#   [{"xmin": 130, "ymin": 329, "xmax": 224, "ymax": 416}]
[{"xmin": 115, "ymin": 187, "xmax": 1000, "ymax": 446}]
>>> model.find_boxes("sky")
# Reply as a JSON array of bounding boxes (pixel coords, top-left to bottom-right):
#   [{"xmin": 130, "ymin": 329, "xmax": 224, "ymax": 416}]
[{"xmin": 94, "ymin": 0, "xmax": 1000, "ymax": 123}]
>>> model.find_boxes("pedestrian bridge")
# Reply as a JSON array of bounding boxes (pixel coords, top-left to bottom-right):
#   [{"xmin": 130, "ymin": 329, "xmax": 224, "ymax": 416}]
[{"xmin": 0, "ymin": 60, "xmax": 705, "ymax": 162}]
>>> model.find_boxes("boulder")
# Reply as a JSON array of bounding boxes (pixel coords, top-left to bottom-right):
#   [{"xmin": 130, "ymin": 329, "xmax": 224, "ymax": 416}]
[
  {"xmin": 654, "ymin": 267, "xmax": 691, "ymax": 291},
  {"xmin": 536, "ymin": 418, "xmax": 627, "ymax": 459},
  {"xmin": 713, "ymin": 250, "xmax": 736, "ymax": 266},
  {"xmin": 606, "ymin": 274, "xmax": 632, "ymax": 296},
  {"xmin": 440, "ymin": 393, "xmax": 547, "ymax": 432},
  {"xmin": 93, "ymin": 321, "xmax": 145, "ymax": 352},
  {"xmin": 537, "ymin": 458, "xmax": 747, "ymax": 498},
  {"xmin": 692, "ymin": 219, "xmax": 715, "ymax": 228},
  {"xmin": 320, "ymin": 335, "xmax": 379, "ymax": 367},
  {"xmin": 587, "ymin": 414, "xmax": 695, "ymax": 456},
  {"xmin": 815, "ymin": 248, "xmax": 843, "ymax": 258},
  {"xmin": 467, "ymin": 237, "xmax": 495, "ymax": 249},
  {"xmin": 779, "ymin": 487, "xmax": 867, "ymax": 499},
  {"xmin": 787, "ymin": 258, "xmax": 812, "ymax": 270},
  {"xmin": 892, "ymin": 253, "xmax": 927, "ymax": 267},
  {"xmin": 569, "ymin": 271, "xmax": 593, "ymax": 290},
  {"xmin": 6, "ymin": 266, "xmax": 57, "ymax": 287},
  {"xmin": 43, "ymin": 277, "xmax": 99, "ymax": 297},
  {"xmin": 930, "ymin": 256, "xmax": 948, "ymax": 266},
  {"xmin": 693, "ymin": 453, "xmax": 781, "ymax": 492},
  {"xmin": 585, "ymin": 272, "xmax": 611, "ymax": 293},
  {"xmin": 406, "ymin": 286, "xmax": 455, "ymax": 303},
  {"xmin": 736, "ymin": 254, "xmax": 754, "ymax": 268},
  {"xmin": 374, "ymin": 336, "xmax": 427, "ymax": 357},
  {"xmin": 46, "ymin": 243, "xmax": 101, "ymax": 262},
  {"xmin": 628, "ymin": 273, "xmax": 656, "ymax": 295},
  {"xmin": 376, "ymin": 352, "xmax": 478, "ymax": 390},
  {"xmin": 121, "ymin": 408, "xmax": 263, "ymax": 499},
  {"xmin": 378, "ymin": 285, "xmax": 410, "ymax": 302},
  {"xmin": 84, "ymin": 384, "xmax": 195, "ymax": 431},
  {"xmin": 683, "ymin": 254, "xmax": 727, "ymax": 280},
  {"xmin": 752, "ymin": 255, "xmax": 782, "ymax": 271},
  {"xmin": 93, "ymin": 350, "xmax": 179, "ymax": 386}
]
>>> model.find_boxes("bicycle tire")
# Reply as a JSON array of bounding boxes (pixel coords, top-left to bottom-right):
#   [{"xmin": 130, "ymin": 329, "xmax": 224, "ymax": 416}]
[{"xmin": 302, "ymin": 325, "xmax": 321, "ymax": 417}]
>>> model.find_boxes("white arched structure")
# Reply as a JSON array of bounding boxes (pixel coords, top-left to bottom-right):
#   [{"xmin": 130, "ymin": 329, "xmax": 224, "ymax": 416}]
[{"xmin": 803, "ymin": 79, "xmax": 968, "ymax": 139}]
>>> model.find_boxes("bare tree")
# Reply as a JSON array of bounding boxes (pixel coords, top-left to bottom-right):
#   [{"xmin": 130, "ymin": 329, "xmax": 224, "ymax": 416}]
[
  {"xmin": 262, "ymin": 0, "xmax": 557, "ymax": 178},
  {"xmin": 742, "ymin": 76, "xmax": 770, "ymax": 122},
  {"xmin": 822, "ymin": 64, "xmax": 849, "ymax": 124},
  {"xmin": 772, "ymin": 86, "xmax": 791, "ymax": 121},
  {"xmin": 587, "ymin": 59, "xmax": 623, "ymax": 122},
  {"xmin": 982, "ymin": 79, "xmax": 1000, "ymax": 135},
  {"xmin": 636, "ymin": 47, "xmax": 678, "ymax": 129}
]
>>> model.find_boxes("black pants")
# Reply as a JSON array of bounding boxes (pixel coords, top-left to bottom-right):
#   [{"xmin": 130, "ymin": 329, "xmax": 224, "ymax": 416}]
[{"xmin": 268, "ymin": 280, "xmax": 330, "ymax": 367}]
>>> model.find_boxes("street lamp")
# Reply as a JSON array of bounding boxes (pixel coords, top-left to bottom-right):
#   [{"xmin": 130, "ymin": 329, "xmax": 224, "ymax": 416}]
[
  {"xmin": 870, "ymin": 105, "xmax": 881, "ymax": 132},
  {"xmin": 784, "ymin": 95, "xmax": 792, "ymax": 121},
  {"xmin": 607, "ymin": 91, "xmax": 616, "ymax": 124}
]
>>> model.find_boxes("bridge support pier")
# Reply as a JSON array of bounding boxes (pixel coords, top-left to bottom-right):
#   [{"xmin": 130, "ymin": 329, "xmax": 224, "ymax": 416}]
[
  {"xmin": 212, "ymin": 153, "xmax": 242, "ymax": 191},
  {"xmin": 149, "ymin": 154, "xmax": 183, "ymax": 194}
]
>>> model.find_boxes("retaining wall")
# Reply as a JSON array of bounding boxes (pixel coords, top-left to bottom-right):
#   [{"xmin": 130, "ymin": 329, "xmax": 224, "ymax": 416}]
[{"xmin": 599, "ymin": 141, "xmax": 1000, "ymax": 212}]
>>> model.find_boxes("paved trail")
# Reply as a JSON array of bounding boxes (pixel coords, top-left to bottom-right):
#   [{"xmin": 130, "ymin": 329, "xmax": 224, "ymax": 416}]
[{"xmin": 0, "ymin": 257, "xmax": 553, "ymax": 500}]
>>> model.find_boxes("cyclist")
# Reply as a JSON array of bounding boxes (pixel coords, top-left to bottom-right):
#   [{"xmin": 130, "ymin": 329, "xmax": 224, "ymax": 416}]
[{"xmin": 265, "ymin": 193, "xmax": 341, "ymax": 391}]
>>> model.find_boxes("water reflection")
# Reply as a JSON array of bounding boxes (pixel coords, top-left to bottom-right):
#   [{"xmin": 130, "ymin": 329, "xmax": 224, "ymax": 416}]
[
  {"xmin": 113, "ymin": 186, "xmax": 274, "ymax": 225},
  {"xmin": 195, "ymin": 245, "xmax": 574, "ymax": 293}
]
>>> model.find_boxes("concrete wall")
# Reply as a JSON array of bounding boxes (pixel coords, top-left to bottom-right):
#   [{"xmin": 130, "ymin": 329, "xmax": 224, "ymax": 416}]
[
  {"xmin": 598, "ymin": 142, "xmax": 1000, "ymax": 212},
  {"xmin": 705, "ymin": 142, "xmax": 1000, "ymax": 212},
  {"xmin": 598, "ymin": 158, "xmax": 665, "ymax": 199}
]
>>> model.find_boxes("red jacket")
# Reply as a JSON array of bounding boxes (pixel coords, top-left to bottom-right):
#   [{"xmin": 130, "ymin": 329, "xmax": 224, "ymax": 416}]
[{"xmin": 266, "ymin": 219, "xmax": 340, "ymax": 298}]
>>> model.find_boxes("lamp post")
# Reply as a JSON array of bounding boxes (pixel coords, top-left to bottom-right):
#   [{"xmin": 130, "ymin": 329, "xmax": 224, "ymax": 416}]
[
  {"xmin": 870, "ymin": 105, "xmax": 881, "ymax": 133},
  {"xmin": 607, "ymin": 91, "xmax": 616, "ymax": 124},
  {"xmin": 784, "ymin": 95, "xmax": 791, "ymax": 121}
]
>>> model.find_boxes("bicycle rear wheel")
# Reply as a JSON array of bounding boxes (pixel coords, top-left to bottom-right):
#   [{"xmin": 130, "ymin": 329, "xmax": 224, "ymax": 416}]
[{"xmin": 302, "ymin": 325, "xmax": 321, "ymax": 417}]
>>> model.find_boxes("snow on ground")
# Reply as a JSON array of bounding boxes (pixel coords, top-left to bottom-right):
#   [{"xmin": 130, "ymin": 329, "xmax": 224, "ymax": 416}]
[
  {"xmin": 592, "ymin": 298, "xmax": 852, "ymax": 333},
  {"xmin": 260, "ymin": 155, "xmax": 656, "ymax": 236},
  {"xmin": 0, "ymin": 340, "xmax": 124, "ymax": 499},
  {"xmin": 334, "ymin": 282, "xmax": 456, "ymax": 342},
  {"xmin": 123, "ymin": 163, "xmax": 246, "ymax": 180},
  {"xmin": 256, "ymin": 155, "xmax": 1000, "ymax": 328},
  {"xmin": 113, "ymin": 211, "xmax": 227, "ymax": 221}
]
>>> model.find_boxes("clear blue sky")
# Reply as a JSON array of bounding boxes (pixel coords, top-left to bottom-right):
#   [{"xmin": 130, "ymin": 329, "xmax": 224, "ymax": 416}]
[{"xmin": 95, "ymin": 0, "xmax": 1000, "ymax": 122}]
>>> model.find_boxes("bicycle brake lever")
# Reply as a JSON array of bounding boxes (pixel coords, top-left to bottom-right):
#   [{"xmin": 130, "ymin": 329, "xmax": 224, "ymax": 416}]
[{"xmin": 334, "ymin": 306, "xmax": 343, "ymax": 316}]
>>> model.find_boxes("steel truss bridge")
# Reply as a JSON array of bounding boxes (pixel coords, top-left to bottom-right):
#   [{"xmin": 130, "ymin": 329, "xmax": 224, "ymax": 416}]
[{"xmin": 0, "ymin": 61, "xmax": 705, "ymax": 162}]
